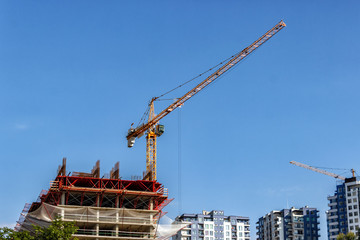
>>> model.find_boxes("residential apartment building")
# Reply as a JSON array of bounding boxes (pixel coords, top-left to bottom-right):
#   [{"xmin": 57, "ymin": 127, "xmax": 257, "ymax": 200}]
[
  {"xmin": 256, "ymin": 206, "xmax": 320, "ymax": 240},
  {"xmin": 172, "ymin": 210, "xmax": 250, "ymax": 240},
  {"xmin": 327, "ymin": 177, "xmax": 360, "ymax": 239}
]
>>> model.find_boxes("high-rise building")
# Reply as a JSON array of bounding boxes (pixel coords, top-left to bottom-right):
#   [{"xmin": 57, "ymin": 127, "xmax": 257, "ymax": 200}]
[
  {"xmin": 256, "ymin": 206, "xmax": 320, "ymax": 240},
  {"xmin": 172, "ymin": 210, "xmax": 250, "ymax": 240},
  {"xmin": 327, "ymin": 177, "xmax": 360, "ymax": 239}
]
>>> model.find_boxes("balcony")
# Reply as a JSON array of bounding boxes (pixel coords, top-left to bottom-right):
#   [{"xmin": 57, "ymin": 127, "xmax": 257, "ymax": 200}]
[
  {"xmin": 328, "ymin": 215, "xmax": 338, "ymax": 220},
  {"xmin": 74, "ymin": 229, "xmax": 154, "ymax": 239},
  {"xmin": 328, "ymin": 195, "xmax": 337, "ymax": 200},
  {"xmin": 329, "ymin": 228, "xmax": 339, "ymax": 232},
  {"xmin": 61, "ymin": 213, "xmax": 154, "ymax": 226},
  {"xmin": 181, "ymin": 230, "xmax": 191, "ymax": 236}
]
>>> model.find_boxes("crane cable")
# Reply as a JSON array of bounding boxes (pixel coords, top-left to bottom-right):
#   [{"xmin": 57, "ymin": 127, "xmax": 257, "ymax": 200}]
[
  {"xmin": 136, "ymin": 38, "xmax": 264, "ymax": 127},
  {"xmin": 155, "ymin": 50, "xmax": 244, "ymax": 101},
  {"xmin": 136, "ymin": 104, "xmax": 151, "ymax": 128},
  {"xmin": 178, "ymin": 107, "xmax": 182, "ymax": 215},
  {"xmin": 311, "ymin": 165, "xmax": 349, "ymax": 171}
]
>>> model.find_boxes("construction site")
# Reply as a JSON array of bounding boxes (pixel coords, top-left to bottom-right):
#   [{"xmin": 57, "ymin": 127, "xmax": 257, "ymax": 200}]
[
  {"xmin": 3, "ymin": 2, "xmax": 360, "ymax": 240},
  {"xmin": 16, "ymin": 158, "xmax": 180, "ymax": 239},
  {"xmin": 13, "ymin": 20, "xmax": 287, "ymax": 239}
]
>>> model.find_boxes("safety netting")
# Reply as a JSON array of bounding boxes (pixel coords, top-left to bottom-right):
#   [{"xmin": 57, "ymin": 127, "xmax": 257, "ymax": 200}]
[{"xmin": 19, "ymin": 203, "xmax": 189, "ymax": 240}]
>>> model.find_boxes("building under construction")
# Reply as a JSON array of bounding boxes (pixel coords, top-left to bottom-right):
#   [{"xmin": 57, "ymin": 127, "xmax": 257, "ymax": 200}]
[{"xmin": 16, "ymin": 158, "xmax": 176, "ymax": 239}]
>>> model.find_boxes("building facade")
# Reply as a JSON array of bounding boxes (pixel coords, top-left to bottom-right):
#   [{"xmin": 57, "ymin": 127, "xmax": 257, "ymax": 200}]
[
  {"xmin": 327, "ymin": 177, "xmax": 360, "ymax": 240},
  {"xmin": 173, "ymin": 210, "xmax": 250, "ymax": 240},
  {"xmin": 256, "ymin": 206, "xmax": 320, "ymax": 240}
]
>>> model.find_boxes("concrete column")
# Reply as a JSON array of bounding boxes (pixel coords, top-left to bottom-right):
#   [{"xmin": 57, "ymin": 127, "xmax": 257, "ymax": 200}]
[
  {"xmin": 116, "ymin": 195, "xmax": 120, "ymax": 208},
  {"xmin": 149, "ymin": 199, "xmax": 153, "ymax": 210},
  {"xmin": 116, "ymin": 212, "xmax": 119, "ymax": 223},
  {"xmin": 97, "ymin": 194, "xmax": 100, "ymax": 207},
  {"xmin": 115, "ymin": 225, "xmax": 119, "ymax": 237},
  {"xmin": 60, "ymin": 193, "xmax": 66, "ymax": 220},
  {"xmin": 60, "ymin": 192, "xmax": 66, "ymax": 205},
  {"xmin": 150, "ymin": 199, "xmax": 154, "ymax": 224},
  {"xmin": 95, "ymin": 224, "xmax": 99, "ymax": 236},
  {"xmin": 97, "ymin": 210, "xmax": 100, "ymax": 221},
  {"xmin": 60, "ymin": 209, "xmax": 65, "ymax": 220}
]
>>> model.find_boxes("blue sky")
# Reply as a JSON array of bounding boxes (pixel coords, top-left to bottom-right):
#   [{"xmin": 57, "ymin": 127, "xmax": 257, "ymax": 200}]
[{"xmin": 1, "ymin": 1, "xmax": 360, "ymax": 238}]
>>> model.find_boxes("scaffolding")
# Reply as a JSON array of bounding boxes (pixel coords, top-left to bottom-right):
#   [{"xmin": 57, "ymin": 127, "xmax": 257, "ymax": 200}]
[{"xmin": 17, "ymin": 159, "xmax": 185, "ymax": 240}]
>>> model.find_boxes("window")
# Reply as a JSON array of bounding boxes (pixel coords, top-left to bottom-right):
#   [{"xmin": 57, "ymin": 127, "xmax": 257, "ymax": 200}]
[
  {"xmin": 225, "ymin": 225, "xmax": 230, "ymax": 231},
  {"xmin": 205, "ymin": 224, "xmax": 209, "ymax": 230},
  {"xmin": 354, "ymin": 205, "xmax": 358, "ymax": 209},
  {"xmin": 238, "ymin": 226, "xmax": 242, "ymax": 231}
]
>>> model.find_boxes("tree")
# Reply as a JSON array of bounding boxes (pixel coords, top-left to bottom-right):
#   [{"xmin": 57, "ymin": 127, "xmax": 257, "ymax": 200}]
[
  {"xmin": 0, "ymin": 217, "xmax": 78, "ymax": 240},
  {"xmin": 0, "ymin": 227, "xmax": 14, "ymax": 240},
  {"xmin": 337, "ymin": 232, "xmax": 357, "ymax": 240},
  {"xmin": 0, "ymin": 227, "xmax": 33, "ymax": 240}
]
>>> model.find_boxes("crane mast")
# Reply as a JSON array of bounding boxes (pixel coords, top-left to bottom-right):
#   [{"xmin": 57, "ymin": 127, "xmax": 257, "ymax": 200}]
[{"xmin": 127, "ymin": 20, "xmax": 286, "ymax": 181}]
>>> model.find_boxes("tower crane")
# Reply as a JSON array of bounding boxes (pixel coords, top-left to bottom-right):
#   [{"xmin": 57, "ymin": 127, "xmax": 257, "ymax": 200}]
[
  {"xmin": 127, "ymin": 20, "xmax": 286, "ymax": 181},
  {"xmin": 290, "ymin": 161, "xmax": 355, "ymax": 180}
]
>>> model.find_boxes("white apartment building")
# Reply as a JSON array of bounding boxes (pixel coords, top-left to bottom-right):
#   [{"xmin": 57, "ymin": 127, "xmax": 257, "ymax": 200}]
[{"xmin": 173, "ymin": 210, "xmax": 250, "ymax": 240}]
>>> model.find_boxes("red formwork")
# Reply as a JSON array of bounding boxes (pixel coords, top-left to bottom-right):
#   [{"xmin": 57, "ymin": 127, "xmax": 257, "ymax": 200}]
[{"xmin": 29, "ymin": 176, "xmax": 169, "ymax": 213}]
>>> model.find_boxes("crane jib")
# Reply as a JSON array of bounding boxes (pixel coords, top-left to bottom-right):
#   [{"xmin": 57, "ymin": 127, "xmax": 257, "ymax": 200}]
[{"xmin": 127, "ymin": 20, "xmax": 286, "ymax": 141}]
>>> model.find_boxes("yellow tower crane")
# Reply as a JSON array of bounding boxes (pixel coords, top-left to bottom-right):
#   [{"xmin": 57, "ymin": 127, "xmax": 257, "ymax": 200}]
[{"xmin": 127, "ymin": 20, "xmax": 286, "ymax": 181}]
